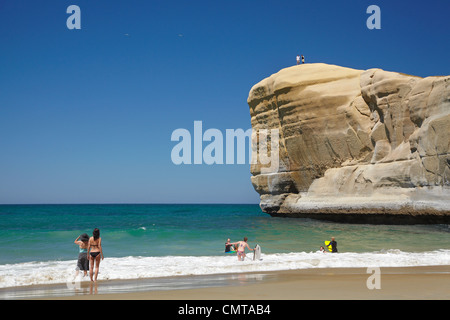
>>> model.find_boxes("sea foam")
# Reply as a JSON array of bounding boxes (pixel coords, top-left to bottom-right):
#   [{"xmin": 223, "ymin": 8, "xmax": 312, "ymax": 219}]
[{"xmin": 1, "ymin": 249, "xmax": 450, "ymax": 288}]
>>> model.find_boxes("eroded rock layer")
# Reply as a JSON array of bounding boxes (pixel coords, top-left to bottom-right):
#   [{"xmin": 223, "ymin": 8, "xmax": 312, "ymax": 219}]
[{"xmin": 248, "ymin": 63, "xmax": 450, "ymax": 224}]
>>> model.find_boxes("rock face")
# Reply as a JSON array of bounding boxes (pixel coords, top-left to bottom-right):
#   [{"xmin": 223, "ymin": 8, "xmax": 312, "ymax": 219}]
[{"xmin": 247, "ymin": 63, "xmax": 450, "ymax": 224}]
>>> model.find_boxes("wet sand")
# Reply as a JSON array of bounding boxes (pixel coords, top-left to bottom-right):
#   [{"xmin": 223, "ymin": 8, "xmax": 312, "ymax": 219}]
[{"xmin": 11, "ymin": 265, "xmax": 449, "ymax": 300}]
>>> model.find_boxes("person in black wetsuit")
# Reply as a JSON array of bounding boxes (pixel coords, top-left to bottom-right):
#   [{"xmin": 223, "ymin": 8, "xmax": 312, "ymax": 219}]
[
  {"xmin": 225, "ymin": 238, "xmax": 234, "ymax": 252},
  {"xmin": 330, "ymin": 237, "xmax": 338, "ymax": 253}
]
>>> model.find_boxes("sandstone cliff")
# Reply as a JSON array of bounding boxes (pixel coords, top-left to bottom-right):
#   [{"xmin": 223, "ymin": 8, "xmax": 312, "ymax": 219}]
[{"xmin": 248, "ymin": 63, "xmax": 450, "ymax": 224}]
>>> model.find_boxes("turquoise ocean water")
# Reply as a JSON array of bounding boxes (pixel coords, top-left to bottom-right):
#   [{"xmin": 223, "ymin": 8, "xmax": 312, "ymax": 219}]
[{"xmin": 1, "ymin": 204, "xmax": 450, "ymax": 289}]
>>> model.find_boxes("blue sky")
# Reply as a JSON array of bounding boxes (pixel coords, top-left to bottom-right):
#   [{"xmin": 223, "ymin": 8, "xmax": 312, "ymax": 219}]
[{"xmin": 0, "ymin": 0, "xmax": 449, "ymax": 204}]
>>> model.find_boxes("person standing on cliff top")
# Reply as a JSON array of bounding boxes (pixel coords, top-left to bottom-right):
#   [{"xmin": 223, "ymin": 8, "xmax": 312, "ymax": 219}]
[
  {"xmin": 301, "ymin": 55, "xmax": 305, "ymax": 64},
  {"xmin": 296, "ymin": 55, "xmax": 300, "ymax": 65}
]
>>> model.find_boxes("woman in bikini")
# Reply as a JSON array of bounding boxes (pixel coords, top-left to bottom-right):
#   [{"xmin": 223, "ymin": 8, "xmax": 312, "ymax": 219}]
[
  {"xmin": 87, "ymin": 228, "xmax": 104, "ymax": 282},
  {"xmin": 230, "ymin": 237, "xmax": 253, "ymax": 261}
]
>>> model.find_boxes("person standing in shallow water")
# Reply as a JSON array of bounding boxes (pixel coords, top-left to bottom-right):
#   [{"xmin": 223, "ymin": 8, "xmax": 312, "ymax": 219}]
[
  {"xmin": 74, "ymin": 233, "xmax": 89, "ymax": 277},
  {"xmin": 230, "ymin": 237, "xmax": 254, "ymax": 261},
  {"xmin": 87, "ymin": 228, "xmax": 104, "ymax": 282},
  {"xmin": 225, "ymin": 238, "xmax": 234, "ymax": 252},
  {"xmin": 330, "ymin": 237, "xmax": 338, "ymax": 253}
]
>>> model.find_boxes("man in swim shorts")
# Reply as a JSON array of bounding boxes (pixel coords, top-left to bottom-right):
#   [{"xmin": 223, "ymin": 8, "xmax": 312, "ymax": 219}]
[{"xmin": 230, "ymin": 237, "xmax": 254, "ymax": 261}]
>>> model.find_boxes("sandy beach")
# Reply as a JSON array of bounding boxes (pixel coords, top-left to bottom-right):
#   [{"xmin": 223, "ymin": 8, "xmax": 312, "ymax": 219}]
[{"xmin": 7, "ymin": 265, "xmax": 445, "ymax": 300}]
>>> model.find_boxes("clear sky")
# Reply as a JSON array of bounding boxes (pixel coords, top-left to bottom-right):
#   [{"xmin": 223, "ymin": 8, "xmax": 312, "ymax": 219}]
[{"xmin": 0, "ymin": 0, "xmax": 449, "ymax": 204}]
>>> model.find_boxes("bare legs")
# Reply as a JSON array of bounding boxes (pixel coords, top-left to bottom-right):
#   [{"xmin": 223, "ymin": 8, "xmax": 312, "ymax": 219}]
[{"xmin": 89, "ymin": 254, "xmax": 101, "ymax": 281}]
